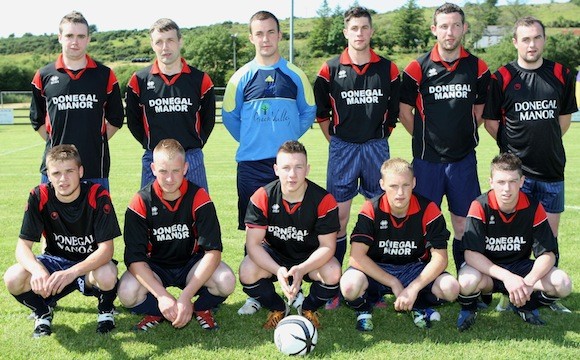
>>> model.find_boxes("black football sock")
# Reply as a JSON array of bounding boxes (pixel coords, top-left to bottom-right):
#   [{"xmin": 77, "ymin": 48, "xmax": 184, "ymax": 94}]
[
  {"xmin": 129, "ymin": 292, "xmax": 163, "ymax": 317},
  {"xmin": 95, "ymin": 280, "xmax": 118, "ymax": 313},
  {"xmin": 334, "ymin": 235, "xmax": 347, "ymax": 266},
  {"xmin": 14, "ymin": 291, "xmax": 51, "ymax": 318},
  {"xmin": 344, "ymin": 296, "xmax": 372, "ymax": 313},
  {"xmin": 302, "ymin": 282, "xmax": 339, "ymax": 311},
  {"xmin": 452, "ymin": 238, "xmax": 465, "ymax": 272},
  {"xmin": 194, "ymin": 286, "xmax": 226, "ymax": 311},
  {"xmin": 521, "ymin": 291, "xmax": 557, "ymax": 311},
  {"xmin": 458, "ymin": 291, "xmax": 481, "ymax": 311},
  {"xmin": 481, "ymin": 292, "xmax": 493, "ymax": 305},
  {"xmin": 242, "ymin": 278, "xmax": 285, "ymax": 311}
]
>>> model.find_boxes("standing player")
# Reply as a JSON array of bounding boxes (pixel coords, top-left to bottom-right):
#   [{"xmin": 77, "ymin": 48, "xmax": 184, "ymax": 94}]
[
  {"xmin": 3, "ymin": 144, "xmax": 121, "ymax": 337},
  {"xmin": 340, "ymin": 158, "xmax": 459, "ymax": 331},
  {"xmin": 126, "ymin": 18, "xmax": 216, "ymax": 191},
  {"xmin": 30, "ymin": 11, "xmax": 124, "ymax": 189},
  {"xmin": 313, "ymin": 6, "xmax": 400, "ymax": 309},
  {"xmin": 222, "ymin": 10, "xmax": 316, "ymax": 315},
  {"xmin": 399, "ymin": 3, "xmax": 491, "ymax": 289},
  {"xmin": 238, "ymin": 141, "xmax": 341, "ymax": 329},
  {"xmin": 117, "ymin": 139, "xmax": 235, "ymax": 332},
  {"xmin": 483, "ymin": 16, "xmax": 577, "ymax": 313},
  {"xmin": 456, "ymin": 153, "xmax": 572, "ymax": 331}
]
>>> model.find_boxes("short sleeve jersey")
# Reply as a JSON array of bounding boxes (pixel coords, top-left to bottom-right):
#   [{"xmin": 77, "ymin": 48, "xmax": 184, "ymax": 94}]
[
  {"xmin": 400, "ymin": 44, "xmax": 490, "ymax": 163},
  {"xmin": 313, "ymin": 48, "xmax": 400, "ymax": 143},
  {"xmin": 125, "ymin": 58, "xmax": 216, "ymax": 151},
  {"xmin": 483, "ymin": 60, "xmax": 578, "ymax": 181},
  {"xmin": 222, "ymin": 58, "xmax": 316, "ymax": 162},
  {"xmin": 245, "ymin": 179, "xmax": 340, "ymax": 263},
  {"xmin": 123, "ymin": 180, "xmax": 222, "ymax": 268},
  {"xmin": 30, "ymin": 54, "xmax": 125, "ymax": 179},
  {"xmin": 462, "ymin": 190, "xmax": 557, "ymax": 265},
  {"xmin": 350, "ymin": 192, "xmax": 450, "ymax": 265},
  {"xmin": 19, "ymin": 182, "xmax": 121, "ymax": 262}
]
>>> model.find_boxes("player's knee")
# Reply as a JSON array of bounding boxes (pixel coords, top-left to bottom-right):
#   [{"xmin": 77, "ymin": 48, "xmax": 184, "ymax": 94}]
[
  {"xmin": 457, "ymin": 266, "xmax": 482, "ymax": 294},
  {"xmin": 117, "ymin": 272, "xmax": 143, "ymax": 306},
  {"xmin": 438, "ymin": 274, "xmax": 460, "ymax": 301},
  {"xmin": 551, "ymin": 269, "xmax": 572, "ymax": 298},
  {"xmin": 3, "ymin": 264, "xmax": 28, "ymax": 294},
  {"xmin": 92, "ymin": 262, "xmax": 118, "ymax": 290},
  {"xmin": 214, "ymin": 267, "xmax": 236, "ymax": 296},
  {"xmin": 340, "ymin": 277, "xmax": 363, "ymax": 301}
]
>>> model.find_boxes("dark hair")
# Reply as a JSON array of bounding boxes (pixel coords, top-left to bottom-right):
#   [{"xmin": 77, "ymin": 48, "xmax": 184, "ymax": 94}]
[
  {"xmin": 59, "ymin": 11, "xmax": 89, "ymax": 35},
  {"xmin": 344, "ymin": 6, "xmax": 373, "ymax": 28},
  {"xmin": 491, "ymin": 153, "xmax": 523, "ymax": 177},
  {"xmin": 249, "ymin": 11, "xmax": 280, "ymax": 33},
  {"xmin": 46, "ymin": 144, "xmax": 82, "ymax": 167},
  {"xmin": 150, "ymin": 18, "xmax": 181, "ymax": 39},
  {"xmin": 512, "ymin": 16, "xmax": 545, "ymax": 39},
  {"xmin": 433, "ymin": 2, "xmax": 465, "ymax": 25},
  {"xmin": 278, "ymin": 140, "xmax": 307, "ymax": 158}
]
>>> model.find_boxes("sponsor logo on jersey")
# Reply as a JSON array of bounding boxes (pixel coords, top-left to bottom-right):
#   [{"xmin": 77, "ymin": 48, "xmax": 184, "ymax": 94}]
[
  {"xmin": 515, "ymin": 100, "xmax": 557, "ymax": 121},
  {"xmin": 427, "ymin": 68, "xmax": 438, "ymax": 77},
  {"xmin": 272, "ymin": 203, "xmax": 280, "ymax": 214},
  {"xmin": 341, "ymin": 89, "xmax": 384, "ymax": 105},
  {"xmin": 429, "ymin": 84, "xmax": 471, "ymax": 100},
  {"xmin": 54, "ymin": 234, "xmax": 95, "ymax": 254},
  {"xmin": 379, "ymin": 220, "xmax": 388, "ymax": 230},
  {"xmin": 485, "ymin": 235, "xmax": 526, "ymax": 252},
  {"xmin": 268, "ymin": 225, "xmax": 309, "ymax": 242},
  {"xmin": 338, "ymin": 70, "xmax": 347, "ymax": 79},
  {"xmin": 149, "ymin": 97, "xmax": 193, "ymax": 113},
  {"xmin": 253, "ymin": 102, "xmax": 291, "ymax": 123},
  {"xmin": 152, "ymin": 223, "xmax": 190, "ymax": 241},
  {"xmin": 378, "ymin": 239, "xmax": 417, "ymax": 256},
  {"xmin": 49, "ymin": 75, "xmax": 60, "ymax": 85},
  {"xmin": 147, "ymin": 80, "xmax": 155, "ymax": 90},
  {"xmin": 51, "ymin": 94, "xmax": 98, "ymax": 110}
]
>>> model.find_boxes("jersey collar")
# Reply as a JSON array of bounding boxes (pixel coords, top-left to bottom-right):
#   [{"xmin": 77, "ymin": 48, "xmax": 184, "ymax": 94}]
[
  {"xmin": 55, "ymin": 54, "xmax": 97, "ymax": 70},
  {"xmin": 339, "ymin": 47, "xmax": 381, "ymax": 65},
  {"xmin": 487, "ymin": 190, "xmax": 530, "ymax": 212},
  {"xmin": 430, "ymin": 43, "xmax": 469, "ymax": 71},
  {"xmin": 379, "ymin": 193, "xmax": 421, "ymax": 217}
]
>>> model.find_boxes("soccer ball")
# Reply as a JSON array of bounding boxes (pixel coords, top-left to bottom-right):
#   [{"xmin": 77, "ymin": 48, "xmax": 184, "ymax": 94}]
[{"xmin": 274, "ymin": 315, "xmax": 318, "ymax": 356}]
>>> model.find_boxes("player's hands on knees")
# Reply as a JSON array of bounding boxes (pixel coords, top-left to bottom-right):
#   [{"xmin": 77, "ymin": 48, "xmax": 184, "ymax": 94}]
[
  {"xmin": 46, "ymin": 269, "xmax": 77, "ymax": 296},
  {"xmin": 157, "ymin": 294, "xmax": 178, "ymax": 323},
  {"xmin": 30, "ymin": 269, "xmax": 51, "ymax": 298},
  {"xmin": 394, "ymin": 287, "xmax": 418, "ymax": 312},
  {"xmin": 172, "ymin": 298, "xmax": 193, "ymax": 328},
  {"xmin": 504, "ymin": 274, "xmax": 532, "ymax": 307},
  {"xmin": 277, "ymin": 267, "xmax": 294, "ymax": 301}
]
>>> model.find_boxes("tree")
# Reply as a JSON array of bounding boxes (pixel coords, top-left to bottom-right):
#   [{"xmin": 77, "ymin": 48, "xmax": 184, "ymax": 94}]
[
  {"xmin": 308, "ymin": 0, "xmax": 343, "ymax": 56},
  {"xmin": 391, "ymin": 0, "xmax": 429, "ymax": 51},
  {"xmin": 464, "ymin": 0, "xmax": 501, "ymax": 49}
]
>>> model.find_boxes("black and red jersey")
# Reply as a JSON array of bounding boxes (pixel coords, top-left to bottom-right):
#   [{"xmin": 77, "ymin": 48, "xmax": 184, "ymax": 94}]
[
  {"xmin": 30, "ymin": 54, "xmax": 124, "ymax": 179},
  {"xmin": 350, "ymin": 192, "xmax": 450, "ymax": 265},
  {"xmin": 400, "ymin": 44, "xmax": 490, "ymax": 162},
  {"xmin": 126, "ymin": 58, "xmax": 216, "ymax": 151},
  {"xmin": 313, "ymin": 48, "xmax": 400, "ymax": 143},
  {"xmin": 123, "ymin": 179, "xmax": 222, "ymax": 268},
  {"xmin": 19, "ymin": 182, "xmax": 121, "ymax": 262},
  {"xmin": 483, "ymin": 60, "xmax": 578, "ymax": 181},
  {"xmin": 462, "ymin": 190, "xmax": 557, "ymax": 265},
  {"xmin": 245, "ymin": 179, "xmax": 340, "ymax": 262}
]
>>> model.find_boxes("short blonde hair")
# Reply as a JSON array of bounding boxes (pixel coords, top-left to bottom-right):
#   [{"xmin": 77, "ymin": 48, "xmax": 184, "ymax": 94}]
[
  {"xmin": 153, "ymin": 138, "xmax": 185, "ymax": 161},
  {"xmin": 380, "ymin": 158, "xmax": 414, "ymax": 178}
]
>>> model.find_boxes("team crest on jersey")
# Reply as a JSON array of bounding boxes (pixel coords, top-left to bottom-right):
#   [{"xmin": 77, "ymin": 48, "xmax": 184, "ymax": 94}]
[
  {"xmin": 147, "ymin": 80, "xmax": 155, "ymax": 90},
  {"xmin": 489, "ymin": 215, "xmax": 495, "ymax": 225},
  {"xmin": 338, "ymin": 70, "xmax": 347, "ymax": 79},
  {"xmin": 272, "ymin": 203, "xmax": 280, "ymax": 213},
  {"xmin": 152, "ymin": 206, "xmax": 158, "ymax": 216},
  {"xmin": 49, "ymin": 75, "xmax": 60, "ymax": 85},
  {"xmin": 427, "ymin": 68, "xmax": 438, "ymax": 77},
  {"xmin": 380, "ymin": 220, "xmax": 388, "ymax": 229}
]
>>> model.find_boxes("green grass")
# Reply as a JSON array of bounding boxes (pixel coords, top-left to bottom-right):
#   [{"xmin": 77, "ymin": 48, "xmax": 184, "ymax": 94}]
[{"xmin": 0, "ymin": 122, "xmax": 579, "ymax": 359}]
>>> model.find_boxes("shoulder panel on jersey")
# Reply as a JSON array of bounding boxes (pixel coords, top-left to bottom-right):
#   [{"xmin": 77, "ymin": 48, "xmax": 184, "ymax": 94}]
[
  {"xmin": 359, "ymin": 199, "xmax": 376, "ymax": 221},
  {"xmin": 423, "ymin": 201, "xmax": 443, "ymax": 227},
  {"xmin": 477, "ymin": 58, "xmax": 490, "ymax": 78},
  {"xmin": 390, "ymin": 62, "xmax": 400, "ymax": 81},
  {"xmin": 128, "ymin": 193, "xmax": 148, "ymax": 219},
  {"xmin": 88, "ymin": 184, "xmax": 102, "ymax": 209},
  {"xmin": 201, "ymin": 73, "xmax": 215, "ymax": 97},
  {"xmin": 192, "ymin": 186, "xmax": 213, "ymax": 218},
  {"xmin": 466, "ymin": 199, "xmax": 485, "ymax": 222},
  {"xmin": 553, "ymin": 62, "xmax": 565, "ymax": 86},
  {"xmin": 127, "ymin": 73, "xmax": 141, "ymax": 96},
  {"xmin": 318, "ymin": 193, "xmax": 338, "ymax": 218},
  {"xmin": 31, "ymin": 70, "xmax": 43, "ymax": 91},
  {"xmin": 497, "ymin": 66, "xmax": 513, "ymax": 92},
  {"xmin": 106, "ymin": 69, "xmax": 118, "ymax": 93},
  {"xmin": 38, "ymin": 184, "xmax": 50, "ymax": 212},
  {"xmin": 533, "ymin": 203, "xmax": 549, "ymax": 227},
  {"xmin": 316, "ymin": 61, "xmax": 331, "ymax": 82},
  {"xmin": 403, "ymin": 60, "xmax": 422, "ymax": 84},
  {"xmin": 249, "ymin": 187, "xmax": 269, "ymax": 219}
]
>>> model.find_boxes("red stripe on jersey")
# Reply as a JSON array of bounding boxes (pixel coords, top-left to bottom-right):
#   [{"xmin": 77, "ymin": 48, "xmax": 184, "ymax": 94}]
[
  {"xmin": 31, "ymin": 71, "xmax": 43, "ymax": 92},
  {"xmin": 88, "ymin": 184, "xmax": 101, "ymax": 209},
  {"xmin": 422, "ymin": 202, "xmax": 443, "ymax": 234},
  {"xmin": 553, "ymin": 62, "xmax": 565, "ymax": 86},
  {"xmin": 498, "ymin": 66, "xmax": 512, "ymax": 92},
  {"xmin": 466, "ymin": 200, "xmax": 485, "ymax": 223},
  {"xmin": 390, "ymin": 62, "xmax": 400, "ymax": 82},
  {"xmin": 317, "ymin": 193, "xmax": 338, "ymax": 218},
  {"xmin": 317, "ymin": 62, "xmax": 331, "ymax": 82},
  {"xmin": 128, "ymin": 75, "xmax": 141, "ymax": 97},
  {"xmin": 533, "ymin": 203, "xmax": 549, "ymax": 227},
  {"xmin": 359, "ymin": 199, "xmax": 376, "ymax": 221},
  {"xmin": 403, "ymin": 60, "xmax": 423, "ymax": 86},
  {"xmin": 106, "ymin": 70, "xmax": 117, "ymax": 94},
  {"xmin": 128, "ymin": 193, "xmax": 147, "ymax": 219},
  {"xmin": 192, "ymin": 187, "xmax": 212, "ymax": 219},
  {"xmin": 38, "ymin": 184, "xmax": 49, "ymax": 212},
  {"xmin": 201, "ymin": 73, "xmax": 214, "ymax": 97},
  {"xmin": 477, "ymin": 58, "xmax": 489, "ymax": 78},
  {"xmin": 250, "ymin": 187, "xmax": 269, "ymax": 221},
  {"xmin": 283, "ymin": 200, "xmax": 302, "ymax": 215}
]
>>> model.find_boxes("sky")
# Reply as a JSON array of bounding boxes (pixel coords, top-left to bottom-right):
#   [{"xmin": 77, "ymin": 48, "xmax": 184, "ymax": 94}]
[{"xmin": 0, "ymin": 0, "xmax": 566, "ymax": 38}]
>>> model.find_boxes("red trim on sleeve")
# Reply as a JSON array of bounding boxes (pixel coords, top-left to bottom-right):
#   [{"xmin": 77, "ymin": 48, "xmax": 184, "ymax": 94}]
[
  {"xmin": 317, "ymin": 62, "xmax": 331, "ymax": 82},
  {"xmin": 88, "ymin": 184, "xmax": 101, "ymax": 209},
  {"xmin": 128, "ymin": 193, "xmax": 148, "ymax": 219},
  {"xmin": 533, "ymin": 203, "xmax": 549, "ymax": 227},
  {"xmin": 192, "ymin": 187, "xmax": 212, "ymax": 220},
  {"xmin": 477, "ymin": 58, "xmax": 489, "ymax": 78},
  {"xmin": 390, "ymin": 62, "xmax": 400, "ymax": 82},
  {"xmin": 250, "ymin": 187, "xmax": 269, "ymax": 220},
  {"xmin": 360, "ymin": 199, "xmax": 376, "ymax": 221},
  {"xmin": 31, "ymin": 71, "xmax": 42, "ymax": 91},
  {"xmin": 553, "ymin": 62, "xmax": 565, "ymax": 86},
  {"xmin": 201, "ymin": 73, "xmax": 214, "ymax": 98},
  {"xmin": 128, "ymin": 74, "xmax": 141, "ymax": 97},
  {"xmin": 404, "ymin": 60, "xmax": 422, "ymax": 86},
  {"xmin": 317, "ymin": 193, "xmax": 338, "ymax": 218},
  {"xmin": 467, "ymin": 200, "xmax": 485, "ymax": 223},
  {"xmin": 38, "ymin": 184, "xmax": 49, "ymax": 212},
  {"xmin": 107, "ymin": 69, "xmax": 117, "ymax": 94},
  {"xmin": 498, "ymin": 66, "xmax": 512, "ymax": 92}
]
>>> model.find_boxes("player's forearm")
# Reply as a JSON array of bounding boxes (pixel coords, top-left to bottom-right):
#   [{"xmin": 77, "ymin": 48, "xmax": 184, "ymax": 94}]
[
  {"xmin": 349, "ymin": 254, "xmax": 397, "ymax": 289},
  {"xmin": 484, "ymin": 119, "xmax": 499, "ymax": 140},
  {"xmin": 129, "ymin": 262, "xmax": 172, "ymax": 299},
  {"xmin": 15, "ymin": 239, "xmax": 47, "ymax": 275},
  {"xmin": 318, "ymin": 119, "xmax": 331, "ymax": 142},
  {"xmin": 36, "ymin": 125, "xmax": 48, "ymax": 141},
  {"xmin": 105, "ymin": 122, "xmax": 120, "ymax": 140},
  {"xmin": 398, "ymin": 103, "xmax": 414, "ymax": 135},
  {"xmin": 524, "ymin": 252, "xmax": 555, "ymax": 286},
  {"xmin": 466, "ymin": 250, "xmax": 513, "ymax": 282},
  {"xmin": 181, "ymin": 250, "xmax": 221, "ymax": 300},
  {"xmin": 68, "ymin": 241, "xmax": 114, "ymax": 278},
  {"xmin": 559, "ymin": 114, "xmax": 571, "ymax": 136},
  {"xmin": 298, "ymin": 246, "xmax": 334, "ymax": 275}
]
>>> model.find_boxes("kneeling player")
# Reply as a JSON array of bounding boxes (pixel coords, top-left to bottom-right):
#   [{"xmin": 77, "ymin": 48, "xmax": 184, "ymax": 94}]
[
  {"xmin": 457, "ymin": 153, "xmax": 572, "ymax": 331},
  {"xmin": 340, "ymin": 158, "xmax": 459, "ymax": 331},
  {"xmin": 3, "ymin": 144, "xmax": 121, "ymax": 337},
  {"xmin": 239, "ymin": 141, "xmax": 341, "ymax": 329},
  {"xmin": 117, "ymin": 139, "xmax": 235, "ymax": 331}
]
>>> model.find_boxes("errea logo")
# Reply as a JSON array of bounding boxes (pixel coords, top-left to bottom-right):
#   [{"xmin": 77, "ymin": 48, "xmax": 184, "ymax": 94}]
[
  {"xmin": 49, "ymin": 75, "xmax": 60, "ymax": 85},
  {"xmin": 427, "ymin": 68, "xmax": 437, "ymax": 77},
  {"xmin": 147, "ymin": 80, "xmax": 155, "ymax": 90},
  {"xmin": 272, "ymin": 203, "xmax": 280, "ymax": 214},
  {"xmin": 489, "ymin": 215, "xmax": 495, "ymax": 225},
  {"xmin": 152, "ymin": 206, "xmax": 158, "ymax": 216},
  {"xmin": 338, "ymin": 70, "xmax": 347, "ymax": 79},
  {"xmin": 380, "ymin": 220, "xmax": 388, "ymax": 230}
]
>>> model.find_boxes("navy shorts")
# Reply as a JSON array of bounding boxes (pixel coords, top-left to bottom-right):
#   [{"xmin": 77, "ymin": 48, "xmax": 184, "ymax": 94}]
[
  {"xmin": 148, "ymin": 253, "xmax": 205, "ymax": 289},
  {"xmin": 41, "ymin": 175, "xmax": 109, "ymax": 191},
  {"xmin": 141, "ymin": 148, "xmax": 208, "ymax": 192},
  {"xmin": 521, "ymin": 177, "xmax": 564, "ymax": 213},
  {"xmin": 413, "ymin": 151, "xmax": 480, "ymax": 217},
  {"xmin": 37, "ymin": 254, "xmax": 95, "ymax": 300},
  {"xmin": 237, "ymin": 159, "xmax": 277, "ymax": 230},
  {"xmin": 364, "ymin": 262, "xmax": 445, "ymax": 306},
  {"xmin": 491, "ymin": 259, "xmax": 535, "ymax": 294},
  {"xmin": 327, "ymin": 137, "xmax": 389, "ymax": 202}
]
